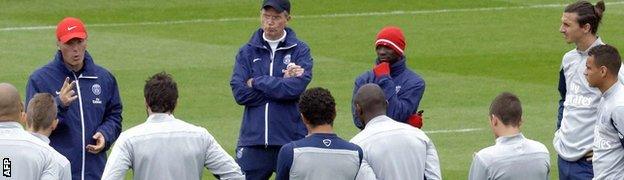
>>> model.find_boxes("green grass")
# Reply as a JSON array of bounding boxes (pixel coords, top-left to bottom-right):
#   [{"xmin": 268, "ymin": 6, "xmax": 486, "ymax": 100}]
[{"xmin": 1, "ymin": 0, "xmax": 623, "ymax": 179}]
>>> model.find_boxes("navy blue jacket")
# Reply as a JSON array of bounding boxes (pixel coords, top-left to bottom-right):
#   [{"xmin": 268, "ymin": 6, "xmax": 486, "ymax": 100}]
[
  {"xmin": 557, "ymin": 69, "xmax": 566, "ymax": 129},
  {"xmin": 26, "ymin": 50, "xmax": 122, "ymax": 180},
  {"xmin": 230, "ymin": 28, "xmax": 312, "ymax": 146},
  {"xmin": 352, "ymin": 58, "xmax": 425, "ymax": 129}
]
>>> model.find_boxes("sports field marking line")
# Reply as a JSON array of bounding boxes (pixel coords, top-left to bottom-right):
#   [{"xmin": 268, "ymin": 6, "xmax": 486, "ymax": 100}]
[
  {"xmin": 424, "ymin": 128, "xmax": 484, "ymax": 134},
  {"xmin": 2, "ymin": 1, "xmax": 623, "ymax": 32}
]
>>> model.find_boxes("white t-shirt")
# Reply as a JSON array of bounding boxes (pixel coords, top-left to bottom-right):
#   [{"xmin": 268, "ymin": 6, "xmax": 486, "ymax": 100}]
[{"xmin": 263, "ymin": 30, "xmax": 287, "ymax": 59}]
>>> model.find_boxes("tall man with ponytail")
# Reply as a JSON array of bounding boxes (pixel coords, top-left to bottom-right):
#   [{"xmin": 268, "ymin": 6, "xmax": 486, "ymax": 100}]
[{"xmin": 553, "ymin": 1, "xmax": 622, "ymax": 179}]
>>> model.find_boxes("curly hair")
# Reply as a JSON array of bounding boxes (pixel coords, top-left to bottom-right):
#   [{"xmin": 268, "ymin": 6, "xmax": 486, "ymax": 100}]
[{"xmin": 298, "ymin": 87, "xmax": 336, "ymax": 127}]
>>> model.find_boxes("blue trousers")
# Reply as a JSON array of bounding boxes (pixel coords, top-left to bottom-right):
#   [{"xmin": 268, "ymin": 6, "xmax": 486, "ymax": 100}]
[
  {"xmin": 235, "ymin": 145, "xmax": 281, "ymax": 180},
  {"xmin": 558, "ymin": 155, "xmax": 593, "ymax": 180}
]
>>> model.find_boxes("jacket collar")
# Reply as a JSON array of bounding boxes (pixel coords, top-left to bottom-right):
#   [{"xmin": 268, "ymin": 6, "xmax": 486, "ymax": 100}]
[
  {"xmin": 376, "ymin": 57, "xmax": 407, "ymax": 77},
  {"xmin": 576, "ymin": 37, "xmax": 603, "ymax": 56},
  {"xmin": 53, "ymin": 50, "xmax": 96, "ymax": 76},
  {"xmin": 248, "ymin": 27, "xmax": 298, "ymax": 50},
  {"xmin": 146, "ymin": 113, "xmax": 175, "ymax": 123},
  {"xmin": 495, "ymin": 133, "xmax": 525, "ymax": 145},
  {"xmin": 30, "ymin": 132, "xmax": 51, "ymax": 144},
  {"xmin": 364, "ymin": 115, "xmax": 393, "ymax": 129},
  {"xmin": 602, "ymin": 81, "xmax": 622, "ymax": 99},
  {"xmin": 0, "ymin": 121, "xmax": 23, "ymax": 130}
]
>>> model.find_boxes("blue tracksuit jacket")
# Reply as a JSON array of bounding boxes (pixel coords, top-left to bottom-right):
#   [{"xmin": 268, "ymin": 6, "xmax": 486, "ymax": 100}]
[
  {"xmin": 352, "ymin": 58, "xmax": 425, "ymax": 129},
  {"xmin": 26, "ymin": 50, "xmax": 122, "ymax": 180},
  {"xmin": 230, "ymin": 27, "xmax": 312, "ymax": 146}
]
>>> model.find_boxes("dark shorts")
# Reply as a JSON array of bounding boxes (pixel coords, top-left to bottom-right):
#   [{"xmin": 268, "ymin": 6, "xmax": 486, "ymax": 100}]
[
  {"xmin": 235, "ymin": 145, "xmax": 281, "ymax": 180},
  {"xmin": 558, "ymin": 155, "xmax": 593, "ymax": 180}
]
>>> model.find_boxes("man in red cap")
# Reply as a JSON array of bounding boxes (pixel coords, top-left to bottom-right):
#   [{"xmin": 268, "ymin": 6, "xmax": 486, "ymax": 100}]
[
  {"xmin": 352, "ymin": 26, "xmax": 426, "ymax": 130},
  {"xmin": 25, "ymin": 17, "xmax": 123, "ymax": 180}
]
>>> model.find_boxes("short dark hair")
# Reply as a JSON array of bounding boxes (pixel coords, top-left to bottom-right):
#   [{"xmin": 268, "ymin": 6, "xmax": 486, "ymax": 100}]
[
  {"xmin": 27, "ymin": 93, "xmax": 57, "ymax": 131},
  {"xmin": 298, "ymin": 87, "xmax": 336, "ymax": 127},
  {"xmin": 564, "ymin": 0, "xmax": 605, "ymax": 34},
  {"xmin": 589, "ymin": 44, "xmax": 622, "ymax": 76},
  {"xmin": 489, "ymin": 92, "xmax": 522, "ymax": 127},
  {"xmin": 144, "ymin": 72, "xmax": 178, "ymax": 113}
]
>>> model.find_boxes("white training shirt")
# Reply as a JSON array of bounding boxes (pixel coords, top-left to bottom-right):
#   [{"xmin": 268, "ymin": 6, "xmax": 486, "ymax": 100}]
[
  {"xmin": 554, "ymin": 37, "xmax": 605, "ymax": 161},
  {"xmin": 101, "ymin": 113, "xmax": 244, "ymax": 180},
  {"xmin": 469, "ymin": 133, "xmax": 550, "ymax": 180},
  {"xmin": 350, "ymin": 115, "xmax": 441, "ymax": 180},
  {"xmin": 30, "ymin": 132, "xmax": 72, "ymax": 180},
  {"xmin": 593, "ymin": 82, "xmax": 624, "ymax": 179},
  {"xmin": 0, "ymin": 121, "xmax": 64, "ymax": 180}
]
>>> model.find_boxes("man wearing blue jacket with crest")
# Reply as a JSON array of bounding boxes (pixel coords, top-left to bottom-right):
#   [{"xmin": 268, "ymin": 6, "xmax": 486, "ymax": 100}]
[
  {"xmin": 25, "ymin": 17, "xmax": 122, "ymax": 180},
  {"xmin": 229, "ymin": 0, "xmax": 312, "ymax": 179}
]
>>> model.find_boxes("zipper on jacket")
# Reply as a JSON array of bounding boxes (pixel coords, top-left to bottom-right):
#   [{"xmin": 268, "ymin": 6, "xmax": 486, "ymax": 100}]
[
  {"xmin": 73, "ymin": 73, "xmax": 86, "ymax": 180},
  {"xmin": 261, "ymin": 43, "xmax": 297, "ymax": 147},
  {"xmin": 265, "ymin": 45, "xmax": 274, "ymax": 147}
]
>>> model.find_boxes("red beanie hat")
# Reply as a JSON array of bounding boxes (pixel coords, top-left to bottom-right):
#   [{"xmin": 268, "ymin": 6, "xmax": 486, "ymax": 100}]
[{"xmin": 375, "ymin": 26, "xmax": 406, "ymax": 57}]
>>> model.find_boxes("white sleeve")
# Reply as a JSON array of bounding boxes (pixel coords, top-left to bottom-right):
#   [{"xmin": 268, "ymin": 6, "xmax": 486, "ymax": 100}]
[
  {"xmin": 355, "ymin": 159, "xmax": 376, "ymax": 180},
  {"xmin": 101, "ymin": 136, "xmax": 132, "ymax": 180},
  {"xmin": 59, "ymin": 162, "xmax": 72, "ymax": 180},
  {"xmin": 40, "ymin": 153, "xmax": 58, "ymax": 180},
  {"xmin": 468, "ymin": 154, "xmax": 488, "ymax": 180},
  {"xmin": 56, "ymin": 155, "xmax": 72, "ymax": 180},
  {"xmin": 425, "ymin": 139, "xmax": 442, "ymax": 180},
  {"xmin": 203, "ymin": 132, "xmax": 245, "ymax": 180},
  {"xmin": 618, "ymin": 65, "xmax": 624, "ymax": 85}
]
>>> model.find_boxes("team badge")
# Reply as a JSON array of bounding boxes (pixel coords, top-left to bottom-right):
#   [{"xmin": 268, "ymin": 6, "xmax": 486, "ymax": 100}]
[
  {"xmin": 92, "ymin": 84, "xmax": 101, "ymax": 96},
  {"xmin": 322, "ymin": 139, "xmax": 332, "ymax": 147},
  {"xmin": 283, "ymin": 54, "xmax": 291, "ymax": 65}
]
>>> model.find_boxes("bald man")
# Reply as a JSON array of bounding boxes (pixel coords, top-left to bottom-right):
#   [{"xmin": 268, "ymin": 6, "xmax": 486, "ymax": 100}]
[
  {"xmin": 350, "ymin": 84, "xmax": 441, "ymax": 180},
  {"xmin": 0, "ymin": 83, "xmax": 65, "ymax": 179}
]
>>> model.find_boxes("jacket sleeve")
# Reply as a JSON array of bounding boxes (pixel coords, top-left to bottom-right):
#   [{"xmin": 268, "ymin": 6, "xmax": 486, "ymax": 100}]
[
  {"xmin": 275, "ymin": 143, "xmax": 294, "ymax": 180},
  {"xmin": 230, "ymin": 48, "xmax": 267, "ymax": 106},
  {"xmin": 101, "ymin": 135, "xmax": 131, "ymax": 180},
  {"xmin": 468, "ymin": 154, "xmax": 487, "ymax": 180},
  {"xmin": 25, "ymin": 75, "xmax": 39, "ymax": 109},
  {"xmin": 26, "ymin": 75, "xmax": 69, "ymax": 113},
  {"xmin": 352, "ymin": 77, "xmax": 366, "ymax": 129},
  {"xmin": 203, "ymin": 131, "xmax": 245, "ymax": 180},
  {"xmin": 376, "ymin": 74, "xmax": 425, "ymax": 123},
  {"xmin": 424, "ymin": 139, "xmax": 441, "ymax": 180},
  {"xmin": 59, "ymin": 159, "xmax": 72, "ymax": 180},
  {"xmin": 97, "ymin": 75, "xmax": 123, "ymax": 152},
  {"xmin": 557, "ymin": 68, "xmax": 566, "ymax": 130},
  {"xmin": 355, "ymin": 159, "xmax": 376, "ymax": 180},
  {"xmin": 252, "ymin": 47, "xmax": 313, "ymax": 100}
]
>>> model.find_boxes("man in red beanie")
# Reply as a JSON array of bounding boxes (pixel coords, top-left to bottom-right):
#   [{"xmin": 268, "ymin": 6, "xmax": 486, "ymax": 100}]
[
  {"xmin": 352, "ymin": 26, "xmax": 426, "ymax": 130},
  {"xmin": 26, "ymin": 17, "xmax": 123, "ymax": 180}
]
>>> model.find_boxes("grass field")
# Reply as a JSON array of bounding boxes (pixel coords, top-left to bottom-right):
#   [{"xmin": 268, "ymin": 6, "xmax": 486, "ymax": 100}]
[{"xmin": 2, "ymin": 0, "xmax": 624, "ymax": 179}]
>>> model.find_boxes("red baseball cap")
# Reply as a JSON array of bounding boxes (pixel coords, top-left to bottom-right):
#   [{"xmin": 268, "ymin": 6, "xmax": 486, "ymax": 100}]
[
  {"xmin": 56, "ymin": 17, "xmax": 87, "ymax": 44},
  {"xmin": 375, "ymin": 26, "xmax": 406, "ymax": 57}
]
